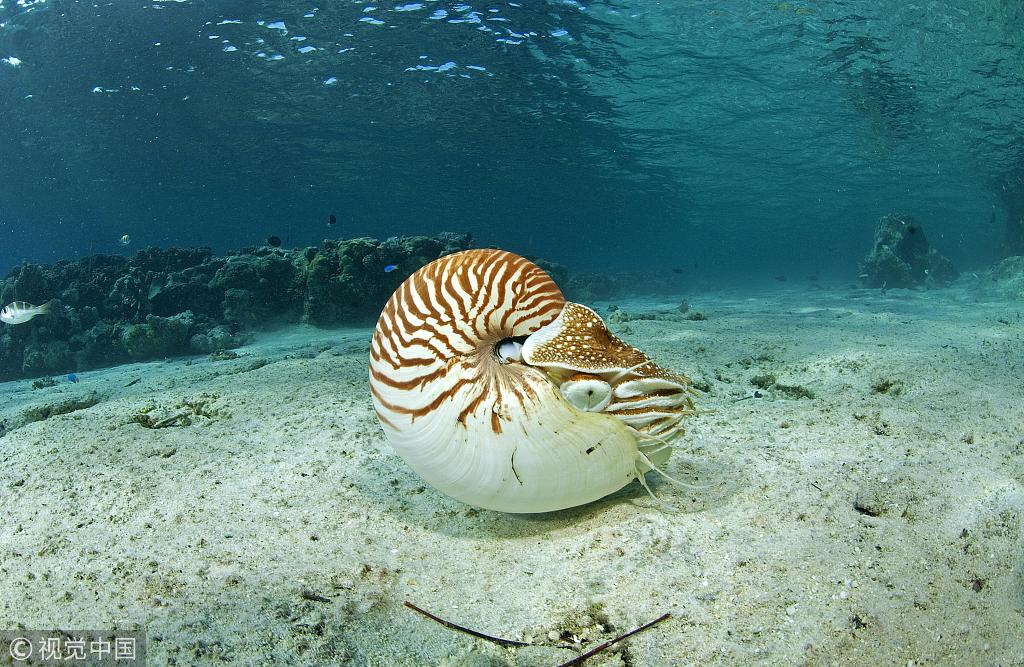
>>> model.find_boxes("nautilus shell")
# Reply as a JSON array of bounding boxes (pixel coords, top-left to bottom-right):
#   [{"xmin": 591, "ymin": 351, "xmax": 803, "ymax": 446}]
[{"xmin": 369, "ymin": 249, "xmax": 696, "ymax": 513}]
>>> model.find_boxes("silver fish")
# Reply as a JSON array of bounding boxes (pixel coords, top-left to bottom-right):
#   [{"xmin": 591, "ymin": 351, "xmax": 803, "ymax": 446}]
[{"xmin": 1, "ymin": 300, "xmax": 52, "ymax": 325}]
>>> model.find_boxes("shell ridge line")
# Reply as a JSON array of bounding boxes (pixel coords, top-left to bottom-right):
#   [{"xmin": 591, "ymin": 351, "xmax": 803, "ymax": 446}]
[
  {"xmin": 466, "ymin": 249, "xmax": 499, "ymax": 298},
  {"xmin": 438, "ymin": 266, "xmax": 473, "ymax": 339},
  {"xmin": 370, "ymin": 336, "xmax": 449, "ymax": 403},
  {"xmin": 466, "ymin": 260, "xmax": 482, "ymax": 296},
  {"xmin": 509, "ymin": 371, "xmax": 538, "ymax": 410},
  {"xmin": 372, "ymin": 326, "xmax": 408, "ymax": 371},
  {"xmin": 371, "ymin": 301, "xmax": 406, "ymax": 365},
  {"xmin": 408, "ymin": 271, "xmax": 442, "ymax": 331},
  {"xmin": 496, "ymin": 269, "xmax": 523, "ymax": 332},
  {"xmin": 494, "ymin": 264, "xmax": 525, "ymax": 335},
  {"xmin": 497, "ymin": 275, "xmax": 531, "ymax": 331},
  {"xmin": 374, "ymin": 316, "xmax": 437, "ymax": 370},
  {"xmin": 478, "ymin": 264, "xmax": 516, "ymax": 341},
  {"xmin": 368, "ymin": 359, "xmax": 448, "ymax": 392},
  {"xmin": 480, "ymin": 254, "xmax": 513, "ymax": 331},
  {"xmin": 454, "ymin": 264, "xmax": 486, "ymax": 341},
  {"xmin": 374, "ymin": 408, "xmax": 399, "ymax": 432},
  {"xmin": 415, "ymin": 271, "xmax": 451, "ymax": 331},
  {"xmin": 379, "ymin": 372, "xmax": 474, "ymax": 421},
  {"xmin": 457, "ymin": 381, "xmax": 490, "ymax": 426},
  {"xmin": 419, "ymin": 270, "xmax": 478, "ymax": 353},
  {"xmin": 522, "ymin": 270, "xmax": 553, "ymax": 291},
  {"xmin": 393, "ymin": 279, "xmax": 456, "ymax": 355},
  {"xmin": 396, "ymin": 273, "xmax": 429, "ymax": 327},
  {"xmin": 463, "ymin": 254, "xmax": 498, "ymax": 341},
  {"xmin": 510, "ymin": 447, "xmax": 522, "ymax": 484},
  {"xmin": 509, "ymin": 298, "xmax": 563, "ymax": 331},
  {"xmin": 386, "ymin": 315, "xmax": 459, "ymax": 362},
  {"xmin": 516, "ymin": 280, "xmax": 562, "ymax": 310},
  {"xmin": 379, "ymin": 314, "xmax": 451, "ymax": 367}
]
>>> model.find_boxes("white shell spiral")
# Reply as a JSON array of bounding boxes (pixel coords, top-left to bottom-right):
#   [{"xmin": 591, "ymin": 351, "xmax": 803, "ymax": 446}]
[{"xmin": 369, "ymin": 249, "xmax": 696, "ymax": 513}]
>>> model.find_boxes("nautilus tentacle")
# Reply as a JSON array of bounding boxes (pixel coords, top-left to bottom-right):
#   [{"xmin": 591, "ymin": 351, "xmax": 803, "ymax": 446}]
[{"xmin": 369, "ymin": 249, "xmax": 697, "ymax": 513}]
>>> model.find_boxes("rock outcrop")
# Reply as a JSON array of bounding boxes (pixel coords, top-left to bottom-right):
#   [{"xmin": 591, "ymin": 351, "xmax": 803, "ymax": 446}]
[
  {"xmin": 0, "ymin": 233, "xmax": 473, "ymax": 380},
  {"xmin": 975, "ymin": 255, "xmax": 1024, "ymax": 299},
  {"xmin": 859, "ymin": 214, "xmax": 958, "ymax": 288}
]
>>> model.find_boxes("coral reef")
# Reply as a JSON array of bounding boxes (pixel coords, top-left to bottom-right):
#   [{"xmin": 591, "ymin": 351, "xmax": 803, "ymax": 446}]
[
  {"xmin": 859, "ymin": 214, "xmax": 958, "ymax": 288},
  {"xmin": 0, "ymin": 233, "xmax": 473, "ymax": 381}
]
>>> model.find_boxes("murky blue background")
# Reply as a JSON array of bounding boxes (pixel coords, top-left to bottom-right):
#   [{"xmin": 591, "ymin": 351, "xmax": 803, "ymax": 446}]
[{"xmin": 1, "ymin": 0, "xmax": 1021, "ymax": 281}]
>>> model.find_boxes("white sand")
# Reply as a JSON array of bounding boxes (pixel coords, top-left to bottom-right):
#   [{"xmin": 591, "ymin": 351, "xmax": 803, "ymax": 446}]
[{"xmin": 1, "ymin": 282, "xmax": 1022, "ymax": 666}]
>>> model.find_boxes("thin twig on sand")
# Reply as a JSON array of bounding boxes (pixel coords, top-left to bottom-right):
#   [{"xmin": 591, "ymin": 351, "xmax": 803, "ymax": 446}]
[
  {"xmin": 403, "ymin": 601, "xmax": 530, "ymax": 647},
  {"xmin": 556, "ymin": 612, "xmax": 672, "ymax": 667}
]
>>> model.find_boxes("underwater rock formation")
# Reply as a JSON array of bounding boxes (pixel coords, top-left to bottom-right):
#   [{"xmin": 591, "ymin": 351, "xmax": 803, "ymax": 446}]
[
  {"xmin": 859, "ymin": 214, "xmax": 959, "ymax": 288},
  {"xmin": 0, "ymin": 233, "xmax": 473, "ymax": 381},
  {"xmin": 994, "ymin": 167, "xmax": 1024, "ymax": 257},
  {"xmin": 298, "ymin": 235, "xmax": 468, "ymax": 326},
  {"xmin": 975, "ymin": 255, "xmax": 1024, "ymax": 300},
  {"xmin": 563, "ymin": 271, "xmax": 685, "ymax": 302}
]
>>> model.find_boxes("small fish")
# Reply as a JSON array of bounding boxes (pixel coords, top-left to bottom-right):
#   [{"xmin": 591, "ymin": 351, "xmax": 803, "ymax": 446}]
[
  {"xmin": 671, "ymin": 268, "xmax": 684, "ymax": 275},
  {"xmin": 267, "ymin": 235, "xmax": 282, "ymax": 247},
  {"xmin": 328, "ymin": 213, "xmax": 337, "ymax": 226},
  {"xmin": 120, "ymin": 234, "xmax": 131, "ymax": 245},
  {"xmin": 1, "ymin": 300, "xmax": 52, "ymax": 325},
  {"xmin": 384, "ymin": 264, "xmax": 398, "ymax": 273},
  {"xmin": 67, "ymin": 373, "xmax": 79, "ymax": 384}
]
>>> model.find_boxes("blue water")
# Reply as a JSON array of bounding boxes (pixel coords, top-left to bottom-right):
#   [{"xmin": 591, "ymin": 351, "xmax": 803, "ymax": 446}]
[
  {"xmin": 0, "ymin": 0, "xmax": 1021, "ymax": 279},
  {"xmin": 2, "ymin": 4, "xmax": 1024, "ymax": 664}
]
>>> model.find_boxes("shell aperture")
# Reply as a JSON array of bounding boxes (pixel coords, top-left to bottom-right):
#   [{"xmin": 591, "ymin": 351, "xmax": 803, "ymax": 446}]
[
  {"xmin": 495, "ymin": 338, "xmax": 525, "ymax": 364},
  {"xmin": 368, "ymin": 249, "xmax": 697, "ymax": 513}
]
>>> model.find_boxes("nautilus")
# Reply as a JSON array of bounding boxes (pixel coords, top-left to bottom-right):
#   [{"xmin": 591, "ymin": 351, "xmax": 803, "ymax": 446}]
[{"xmin": 368, "ymin": 249, "xmax": 697, "ymax": 513}]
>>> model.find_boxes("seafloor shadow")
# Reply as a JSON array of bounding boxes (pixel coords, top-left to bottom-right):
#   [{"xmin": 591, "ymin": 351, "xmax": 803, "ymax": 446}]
[{"xmin": 358, "ymin": 447, "xmax": 744, "ymax": 539}]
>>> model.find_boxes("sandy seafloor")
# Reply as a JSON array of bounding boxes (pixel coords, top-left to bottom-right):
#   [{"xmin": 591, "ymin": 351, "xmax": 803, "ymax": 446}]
[{"xmin": 0, "ymin": 281, "xmax": 1022, "ymax": 667}]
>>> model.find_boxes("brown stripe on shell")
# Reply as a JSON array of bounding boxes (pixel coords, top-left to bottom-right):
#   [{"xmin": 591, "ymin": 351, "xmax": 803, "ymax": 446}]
[{"xmin": 370, "ymin": 249, "xmax": 566, "ymax": 436}]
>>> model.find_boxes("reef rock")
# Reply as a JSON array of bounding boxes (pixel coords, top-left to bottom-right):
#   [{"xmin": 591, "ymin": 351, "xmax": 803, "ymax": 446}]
[
  {"xmin": 0, "ymin": 233, "xmax": 476, "ymax": 381},
  {"xmin": 21, "ymin": 340, "xmax": 73, "ymax": 376},
  {"xmin": 189, "ymin": 326, "xmax": 243, "ymax": 355},
  {"xmin": 859, "ymin": 214, "xmax": 959, "ymax": 288},
  {"xmin": 299, "ymin": 233, "xmax": 472, "ymax": 326},
  {"xmin": 975, "ymin": 255, "xmax": 1024, "ymax": 299},
  {"xmin": 564, "ymin": 270, "xmax": 685, "ymax": 302},
  {"xmin": 123, "ymin": 312, "xmax": 194, "ymax": 360},
  {"xmin": 211, "ymin": 250, "xmax": 300, "ymax": 326}
]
